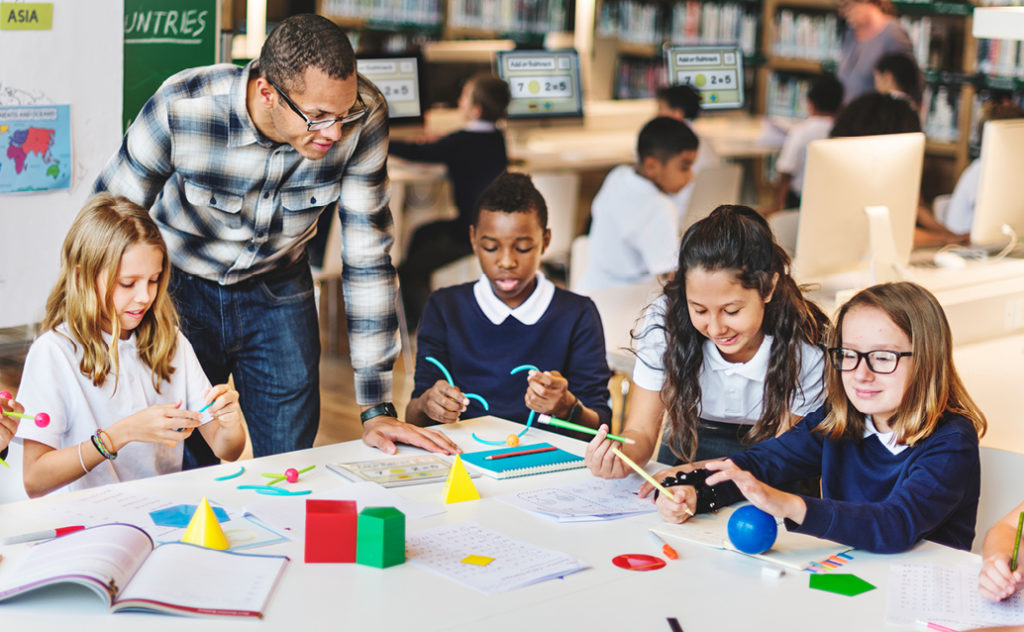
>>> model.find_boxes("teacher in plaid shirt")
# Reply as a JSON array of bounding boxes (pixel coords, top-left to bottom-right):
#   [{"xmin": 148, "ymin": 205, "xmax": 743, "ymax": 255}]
[{"xmin": 94, "ymin": 14, "xmax": 458, "ymax": 466}]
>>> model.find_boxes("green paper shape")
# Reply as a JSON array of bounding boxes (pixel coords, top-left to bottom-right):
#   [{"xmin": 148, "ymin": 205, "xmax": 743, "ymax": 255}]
[
  {"xmin": 809, "ymin": 573, "xmax": 876, "ymax": 597},
  {"xmin": 356, "ymin": 507, "xmax": 406, "ymax": 568}
]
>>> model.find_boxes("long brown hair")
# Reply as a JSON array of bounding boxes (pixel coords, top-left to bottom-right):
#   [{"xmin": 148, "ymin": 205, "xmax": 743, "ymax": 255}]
[
  {"xmin": 819, "ymin": 282, "xmax": 986, "ymax": 442},
  {"xmin": 649, "ymin": 205, "xmax": 831, "ymax": 461},
  {"xmin": 42, "ymin": 193, "xmax": 179, "ymax": 391}
]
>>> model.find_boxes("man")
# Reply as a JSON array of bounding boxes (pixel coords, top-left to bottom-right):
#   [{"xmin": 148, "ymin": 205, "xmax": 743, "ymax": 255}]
[{"xmin": 94, "ymin": 14, "xmax": 456, "ymax": 466}]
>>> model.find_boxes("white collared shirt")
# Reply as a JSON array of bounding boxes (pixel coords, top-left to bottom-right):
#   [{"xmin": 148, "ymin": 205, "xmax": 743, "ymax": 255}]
[
  {"xmin": 473, "ymin": 273, "xmax": 555, "ymax": 325},
  {"xmin": 632, "ymin": 296, "xmax": 825, "ymax": 424},
  {"xmin": 862, "ymin": 415, "xmax": 909, "ymax": 455},
  {"xmin": 463, "ymin": 120, "xmax": 498, "ymax": 133}
]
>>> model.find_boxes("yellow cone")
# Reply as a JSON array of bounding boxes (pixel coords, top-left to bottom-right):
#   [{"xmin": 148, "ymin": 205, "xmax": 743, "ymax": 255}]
[
  {"xmin": 181, "ymin": 497, "xmax": 230, "ymax": 550},
  {"xmin": 443, "ymin": 455, "xmax": 480, "ymax": 504}
]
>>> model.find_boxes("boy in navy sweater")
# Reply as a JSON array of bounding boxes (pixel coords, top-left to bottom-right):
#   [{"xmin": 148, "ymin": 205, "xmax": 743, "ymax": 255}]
[
  {"xmin": 394, "ymin": 74, "xmax": 511, "ymax": 328},
  {"xmin": 649, "ymin": 282, "xmax": 986, "ymax": 554},
  {"xmin": 406, "ymin": 173, "xmax": 612, "ymax": 432}
]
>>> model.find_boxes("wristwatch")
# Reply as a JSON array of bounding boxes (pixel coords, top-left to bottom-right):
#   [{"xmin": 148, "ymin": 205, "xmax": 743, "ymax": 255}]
[
  {"xmin": 359, "ymin": 402, "xmax": 397, "ymax": 424},
  {"xmin": 565, "ymin": 396, "xmax": 584, "ymax": 424}
]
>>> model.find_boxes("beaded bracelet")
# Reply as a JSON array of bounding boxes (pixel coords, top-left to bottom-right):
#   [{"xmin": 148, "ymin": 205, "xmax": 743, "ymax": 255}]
[
  {"xmin": 97, "ymin": 429, "xmax": 116, "ymax": 456},
  {"xmin": 90, "ymin": 433, "xmax": 117, "ymax": 461}
]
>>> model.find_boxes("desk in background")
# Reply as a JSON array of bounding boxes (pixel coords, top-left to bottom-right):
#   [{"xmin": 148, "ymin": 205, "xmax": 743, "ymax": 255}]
[{"xmin": 0, "ymin": 417, "xmax": 977, "ymax": 630}]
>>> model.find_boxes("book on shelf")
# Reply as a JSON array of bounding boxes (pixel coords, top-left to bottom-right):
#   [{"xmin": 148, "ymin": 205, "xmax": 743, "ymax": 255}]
[{"xmin": 0, "ymin": 523, "xmax": 288, "ymax": 618}]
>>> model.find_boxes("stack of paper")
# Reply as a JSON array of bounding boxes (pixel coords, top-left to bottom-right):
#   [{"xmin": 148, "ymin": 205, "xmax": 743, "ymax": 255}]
[
  {"xmin": 406, "ymin": 521, "xmax": 589, "ymax": 594},
  {"xmin": 886, "ymin": 563, "xmax": 1024, "ymax": 628},
  {"xmin": 497, "ymin": 475, "xmax": 657, "ymax": 522}
]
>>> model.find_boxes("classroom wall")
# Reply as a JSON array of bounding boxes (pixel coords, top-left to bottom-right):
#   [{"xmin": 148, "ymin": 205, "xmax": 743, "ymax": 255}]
[{"xmin": 0, "ymin": 0, "xmax": 124, "ymax": 329}]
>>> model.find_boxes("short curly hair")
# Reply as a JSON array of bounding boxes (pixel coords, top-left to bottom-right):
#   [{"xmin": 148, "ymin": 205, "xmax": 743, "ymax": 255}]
[
  {"xmin": 257, "ymin": 14, "xmax": 356, "ymax": 93},
  {"xmin": 473, "ymin": 172, "xmax": 548, "ymax": 229}
]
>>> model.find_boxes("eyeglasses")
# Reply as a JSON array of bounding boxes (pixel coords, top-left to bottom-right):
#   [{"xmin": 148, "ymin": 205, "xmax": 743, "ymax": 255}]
[
  {"xmin": 828, "ymin": 347, "xmax": 913, "ymax": 374},
  {"xmin": 269, "ymin": 80, "xmax": 367, "ymax": 132}
]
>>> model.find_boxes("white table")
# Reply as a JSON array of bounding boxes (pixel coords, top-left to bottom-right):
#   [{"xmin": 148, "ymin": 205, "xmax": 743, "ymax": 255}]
[{"xmin": 0, "ymin": 417, "xmax": 977, "ymax": 630}]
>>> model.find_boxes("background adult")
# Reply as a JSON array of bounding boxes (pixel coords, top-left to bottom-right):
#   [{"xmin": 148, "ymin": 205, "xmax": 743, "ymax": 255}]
[
  {"xmin": 94, "ymin": 14, "xmax": 457, "ymax": 466},
  {"xmin": 837, "ymin": 0, "xmax": 915, "ymax": 103}
]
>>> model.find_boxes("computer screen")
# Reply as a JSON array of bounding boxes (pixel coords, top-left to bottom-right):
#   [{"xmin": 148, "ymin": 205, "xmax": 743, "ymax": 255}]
[
  {"xmin": 794, "ymin": 133, "xmax": 925, "ymax": 284},
  {"xmin": 971, "ymin": 118, "xmax": 1024, "ymax": 246},
  {"xmin": 495, "ymin": 49, "xmax": 584, "ymax": 120},
  {"xmin": 356, "ymin": 55, "xmax": 425, "ymax": 123},
  {"xmin": 663, "ymin": 45, "xmax": 745, "ymax": 110}
]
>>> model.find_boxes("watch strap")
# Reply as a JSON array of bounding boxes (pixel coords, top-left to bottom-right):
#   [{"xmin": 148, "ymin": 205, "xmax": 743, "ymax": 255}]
[{"xmin": 360, "ymin": 402, "xmax": 397, "ymax": 424}]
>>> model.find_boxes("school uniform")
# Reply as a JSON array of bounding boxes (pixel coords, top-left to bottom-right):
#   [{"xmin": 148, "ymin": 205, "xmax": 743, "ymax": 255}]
[
  {"xmin": 774, "ymin": 115, "xmax": 834, "ymax": 207},
  {"xmin": 716, "ymin": 406, "xmax": 981, "ymax": 553},
  {"xmin": 412, "ymin": 274, "xmax": 612, "ymax": 429},
  {"xmin": 16, "ymin": 325, "xmax": 212, "ymax": 493},
  {"xmin": 580, "ymin": 166, "xmax": 679, "ymax": 291},
  {"xmin": 633, "ymin": 296, "xmax": 825, "ymax": 461},
  {"xmin": 944, "ymin": 158, "xmax": 980, "ymax": 235}
]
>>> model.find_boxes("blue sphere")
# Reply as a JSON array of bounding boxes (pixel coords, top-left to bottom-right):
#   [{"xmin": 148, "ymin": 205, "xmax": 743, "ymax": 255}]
[{"xmin": 727, "ymin": 505, "xmax": 778, "ymax": 555}]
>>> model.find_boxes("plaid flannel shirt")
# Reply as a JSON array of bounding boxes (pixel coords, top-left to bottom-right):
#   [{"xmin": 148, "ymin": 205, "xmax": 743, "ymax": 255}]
[{"xmin": 93, "ymin": 62, "xmax": 399, "ymax": 405}]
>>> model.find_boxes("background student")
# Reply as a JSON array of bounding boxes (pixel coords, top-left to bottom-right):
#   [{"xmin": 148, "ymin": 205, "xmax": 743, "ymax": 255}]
[
  {"xmin": 407, "ymin": 173, "xmax": 611, "ymax": 431},
  {"xmin": 653, "ymin": 282, "xmax": 987, "ymax": 554},
  {"xmin": 586, "ymin": 205, "xmax": 829, "ymax": 477},
  {"xmin": 979, "ymin": 501, "xmax": 1024, "ymax": 602},
  {"xmin": 763, "ymin": 74, "xmax": 845, "ymax": 216},
  {"xmin": 579, "ymin": 117, "xmax": 698, "ymax": 291},
  {"xmin": 392, "ymin": 73, "xmax": 511, "ymax": 328},
  {"xmin": 17, "ymin": 194, "xmax": 246, "ymax": 497},
  {"xmin": 874, "ymin": 52, "xmax": 924, "ymax": 112},
  {"xmin": 837, "ymin": 0, "xmax": 915, "ymax": 103}
]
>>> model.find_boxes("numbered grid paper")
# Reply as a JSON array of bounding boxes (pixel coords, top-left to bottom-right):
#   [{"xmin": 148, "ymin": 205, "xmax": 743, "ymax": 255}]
[
  {"xmin": 886, "ymin": 563, "xmax": 1024, "ymax": 627},
  {"xmin": 496, "ymin": 474, "xmax": 657, "ymax": 521},
  {"xmin": 406, "ymin": 522, "xmax": 589, "ymax": 594}
]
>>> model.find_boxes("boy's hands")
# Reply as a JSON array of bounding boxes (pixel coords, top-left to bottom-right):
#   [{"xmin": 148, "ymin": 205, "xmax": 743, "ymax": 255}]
[
  {"xmin": 422, "ymin": 380, "xmax": 469, "ymax": 424},
  {"xmin": 524, "ymin": 370, "xmax": 573, "ymax": 416}
]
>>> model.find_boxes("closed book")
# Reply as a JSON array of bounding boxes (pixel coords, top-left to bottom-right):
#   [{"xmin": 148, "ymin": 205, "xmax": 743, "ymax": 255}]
[{"xmin": 460, "ymin": 442, "xmax": 584, "ymax": 479}]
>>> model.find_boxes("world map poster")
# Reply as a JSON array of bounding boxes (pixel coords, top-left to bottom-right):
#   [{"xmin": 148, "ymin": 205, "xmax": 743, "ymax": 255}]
[{"xmin": 0, "ymin": 104, "xmax": 72, "ymax": 193}]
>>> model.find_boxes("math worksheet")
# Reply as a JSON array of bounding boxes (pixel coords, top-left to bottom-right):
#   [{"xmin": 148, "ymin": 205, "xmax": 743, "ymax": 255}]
[
  {"xmin": 886, "ymin": 562, "xmax": 1024, "ymax": 627},
  {"xmin": 497, "ymin": 474, "xmax": 657, "ymax": 521}
]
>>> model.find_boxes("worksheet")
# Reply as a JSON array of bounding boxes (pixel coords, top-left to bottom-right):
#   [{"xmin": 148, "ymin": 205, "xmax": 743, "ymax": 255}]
[
  {"xmin": 886, "ymin": 562, "xmax": 1024, "ymax": 627},
  {"xmin": 497, "ymin": 474, "xmax": 657, "ymax": 521},
  {"xmin": 406, "ymin": 521, "xmax": 589, "ymax": 594}
]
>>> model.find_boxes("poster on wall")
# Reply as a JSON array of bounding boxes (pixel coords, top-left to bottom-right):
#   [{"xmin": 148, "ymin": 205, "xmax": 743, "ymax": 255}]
[{"xmin": 0, "ymin": 104, "xmax": 71, "ymax": 193}]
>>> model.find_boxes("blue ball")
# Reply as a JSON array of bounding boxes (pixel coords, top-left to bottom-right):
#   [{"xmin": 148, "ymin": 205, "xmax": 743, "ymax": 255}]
[{"xmin": 727, "ymin": 505, "xmax": 778, "ymax": 555}]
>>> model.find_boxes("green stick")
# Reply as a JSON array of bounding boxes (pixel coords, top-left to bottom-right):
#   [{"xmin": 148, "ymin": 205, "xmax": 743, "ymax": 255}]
[
  {"xmin": 536, "ymin": 414, "xmax": 636, "ymax": 444},
  {"xmin": 1012, "ymin": 511, "xmax": 1024, "ymax": 572}
]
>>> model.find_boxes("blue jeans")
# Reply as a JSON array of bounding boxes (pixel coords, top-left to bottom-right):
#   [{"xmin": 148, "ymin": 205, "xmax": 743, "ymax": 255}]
[
  {"xmin": 169, "ymin": 259, "xmax": 320, "ymax": 468},
  {"xmin": 657, "ymin": 420, "xmax": 751, "ymax": 466}
]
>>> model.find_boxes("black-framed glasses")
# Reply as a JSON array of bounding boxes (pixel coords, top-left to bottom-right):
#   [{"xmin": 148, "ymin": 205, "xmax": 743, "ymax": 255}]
[
  {"xmin": 270, "ymin": 80, "xmax": 367, "ymax": 132},
  {"xmin": 828, "ymin": 347, "xmax": 913, "ymax": 374}
]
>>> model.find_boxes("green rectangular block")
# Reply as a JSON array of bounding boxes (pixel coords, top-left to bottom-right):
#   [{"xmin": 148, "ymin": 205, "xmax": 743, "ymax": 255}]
[{"xmin": 356, "ymin": 507, "xmax": 405, "ymax": 568}]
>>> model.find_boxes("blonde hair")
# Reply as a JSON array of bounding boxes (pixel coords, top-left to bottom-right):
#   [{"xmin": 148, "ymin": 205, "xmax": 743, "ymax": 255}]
[
  {"xmin": 819, "ymin": 282, "xmax": 986, "ymax": 444},
  {"xmin": 42, "ymin": 193, "xmax": 179, "ymax": 390}
]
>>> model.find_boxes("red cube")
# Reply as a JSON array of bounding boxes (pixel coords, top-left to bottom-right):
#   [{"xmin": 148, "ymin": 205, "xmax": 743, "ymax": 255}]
[{"xmin": 305, "ymin": 499, "xmax": 357, "ymax": 563}]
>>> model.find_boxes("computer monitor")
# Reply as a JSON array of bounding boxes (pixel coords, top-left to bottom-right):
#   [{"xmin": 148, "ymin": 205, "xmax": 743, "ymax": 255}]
[
  {"xmin": 495, "ymin": 49, "xmax": 584, "ymax": 120},
  {"xmin": 971, "ymin": 118, "xmax": 1024, "ymax": 246},
  {"xmin": 663, "ymin": 45, "xmax": 745, "ymax": 110},
  {"xmin": 794, "ymin": 133, "xmax": 925, "ymax": 285},
  {"xmin": 356, "ymin": 54, "xmax": 426, "ymax": 124}
]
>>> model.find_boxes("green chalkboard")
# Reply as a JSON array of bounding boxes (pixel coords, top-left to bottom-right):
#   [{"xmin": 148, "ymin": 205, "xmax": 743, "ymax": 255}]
[{"xmin": 122, "ymin": 0, "xmax": 219, "ymax": 131}]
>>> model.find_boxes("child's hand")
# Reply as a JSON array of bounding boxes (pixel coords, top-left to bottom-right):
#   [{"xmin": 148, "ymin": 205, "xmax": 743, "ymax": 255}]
[
  {"xmin": 584, "ymin": 426, "xmax": 634, "ymax": 479},
  {"xmin": 202, "ymin": 384, "xmax": 240, "ymax": 429},
  {"xmin": 705, "ymin": 459, "xmax": 807, "ymax": 524},
  {"xmin": 657, "ymin": 484, "xmax": 698, "ymax": 524},
  {"xmin": 638, "ymin": 463, "xmax": 699, "ymax": 498},
  {"xmin": 112, "ymin": 401, "xmax": 200, "ymax": 448},
  {"xmin": 524, "ymin": 370, "xmax": 572, "ymax": 416},
  {"xmin": 0, "ymin": 393, "xmax": 24, "ymax": 451},
  {"xmin": 979, "ymin": 553, "xmax": 1024, "ymax": 601},
  {"xmin": 423, "ymin": 380, "xmax": 468, "ymax": 424}
]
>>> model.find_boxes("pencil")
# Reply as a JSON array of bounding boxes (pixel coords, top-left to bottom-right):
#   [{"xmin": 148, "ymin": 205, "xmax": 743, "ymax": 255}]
[
  {"xmin": 1012, "ymin": 510, "xmax": 1024, "ymax": 571},
  {"xmin": 535, "ymin": 414, "xmax": 636, "ymax": 444},
  {"xmin": 611, "ymin": 447, "xmax": 692, "ymax": 515},
  {"xmin": 484, "ymin": 446, "xmax": 557, "ymax": 460}
]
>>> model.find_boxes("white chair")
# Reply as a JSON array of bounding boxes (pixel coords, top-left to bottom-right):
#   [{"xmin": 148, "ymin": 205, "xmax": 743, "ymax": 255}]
[
  {"xmin": 680, "ymin": 164, "xmax": 743, "ymax": 233},
  {"xmin": 569, "ymin": 234, "xmax": 589, "ymax": 293},
  {"xmin": 531, "ymin": 171, "xmax": 581, "ymax": 267},
  {"xmin": 430, "ymin": 254, "xmax": 481, "ymax": 291},
  {"xmin": 976, "ymin": 446, "xmax": 1024, "ymax": 553},
  {"xmin": 768, "ymin": 209, "xmax": 800, "ymax": 256}
]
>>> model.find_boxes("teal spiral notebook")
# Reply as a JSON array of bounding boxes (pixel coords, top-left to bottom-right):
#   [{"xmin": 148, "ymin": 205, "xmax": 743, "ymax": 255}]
[{"xmin": 460, "ymin": 443, "xmax": 585, "ymax": 479}]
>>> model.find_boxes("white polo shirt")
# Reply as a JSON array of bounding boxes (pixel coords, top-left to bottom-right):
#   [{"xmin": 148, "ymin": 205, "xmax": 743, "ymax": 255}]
[
  {"xmin": 775, "ymin": 115, "xmax": 834, "ymax": 195},
  {"xmin": 632, "ymin": 296, "xmax": 825, "ymax": 424},
  {"xmin": 944, "ymin": 158, "xmax": 981, "ymax": 235},
  {"xmin": 16, "ymin": 324, "xmax": 212, "ymax": 493},
  {"xmin": 579, "ymin": 165, "xmax": 680, "ymax": 291}
]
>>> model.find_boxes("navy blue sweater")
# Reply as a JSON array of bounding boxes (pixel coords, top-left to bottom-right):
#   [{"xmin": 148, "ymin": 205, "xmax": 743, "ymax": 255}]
[
  {"xmin": 413, "ymin": 283, "xmax": 612, "ymax": 429},
  {"xmin": 721, "ymin": 406, "xmax": 981, "ymax": 553},
  {"xmin": 390, "ymin": 129, "xmax": 508, "ymax": 240}
]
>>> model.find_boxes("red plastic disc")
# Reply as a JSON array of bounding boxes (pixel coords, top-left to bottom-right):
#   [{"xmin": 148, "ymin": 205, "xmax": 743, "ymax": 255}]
[{"xmin": 612, "ymin": 553, "xmax": 666, "ymax": 571}]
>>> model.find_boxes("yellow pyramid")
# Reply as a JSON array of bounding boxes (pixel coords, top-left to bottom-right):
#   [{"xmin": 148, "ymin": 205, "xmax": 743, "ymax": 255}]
[
  {"xmin": 181, "ymin": 497, "xmax": 230, "ymax": 550},
  {"xmin": 443, "ymin": 455, "xmax": 480, "ymax": 504}
]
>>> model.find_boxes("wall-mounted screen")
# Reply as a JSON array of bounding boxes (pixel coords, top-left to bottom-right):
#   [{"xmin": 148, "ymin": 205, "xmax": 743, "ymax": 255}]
[
  {"xmin": 356, "ymin": 54, "xmax": 425, "ymax": 123},
  {"xmin": 664, "ymin": 45, "xmax": 745, "ymax": 110},
  {"xmin": 495, "ymin": 49, "xmax": 584, "ymax": 119}
]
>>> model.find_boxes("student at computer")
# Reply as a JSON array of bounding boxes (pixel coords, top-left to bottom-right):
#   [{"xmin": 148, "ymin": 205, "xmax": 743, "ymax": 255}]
[
  {"xmin": 652, "ymin": 281, "xmax": 986, "ymax": 554},
  {"xmin": 655, "ymin": 84, "xmax": 722, "ymax": 220},
  {"xmin": 763, "ymin": 74, "xmax": 844, "ymax": 216},
  {"xmin": 829, "ymin": 92, "xmax": 966, "ymax": 248},
  {"xmin": 392, "ymin": 73, "xmax": 511, "ymax": 328},
  {"xmin": 585, "ymin": 205, "xmax": 830, "ymax": 477},
  {"xmin": 578, "ymin": 117, "xmax": 698, "ymax": 291},
  {"xmin": 874, "ymin": 52, "xmax": 923, "ymax": 112},
  {"xmin": 979, "ymin": 501, "xmax": 1024, "ymax": 602},
  {"xmin": 944, "ymin": 100, "xmax": 1024, "ymax": 236},
  {"xmin": 406, "ymin": 173, "xmax": 611, "ymax": 431}
]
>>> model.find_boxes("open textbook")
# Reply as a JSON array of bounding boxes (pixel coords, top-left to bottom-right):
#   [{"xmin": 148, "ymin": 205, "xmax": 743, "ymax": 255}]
[
  {"xmin": 651, "ymin": 504, "xmax": 853, "ymax": 571},
  {"xmin": 0, "ymin": 524, "xmax": 288, "ymax": 618}
]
